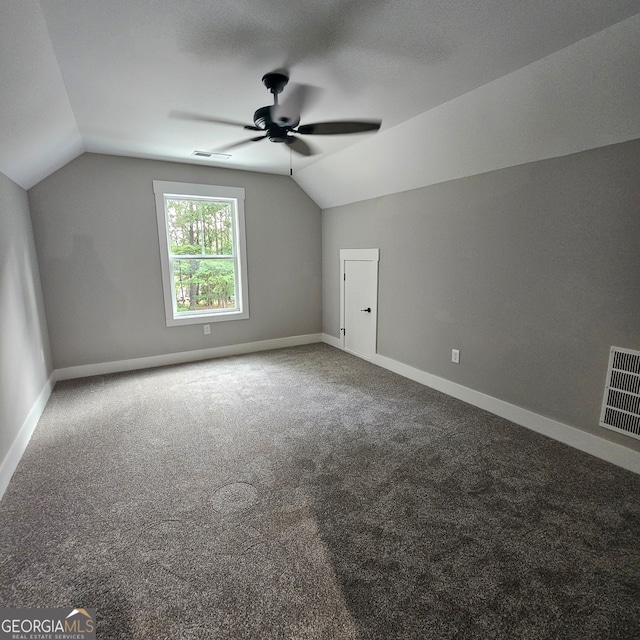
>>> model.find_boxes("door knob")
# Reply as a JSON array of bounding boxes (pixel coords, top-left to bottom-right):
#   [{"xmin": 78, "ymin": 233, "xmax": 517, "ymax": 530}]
[{"xmin": 360, "ymin": 307, "xmax": 371, "ymax": 313}]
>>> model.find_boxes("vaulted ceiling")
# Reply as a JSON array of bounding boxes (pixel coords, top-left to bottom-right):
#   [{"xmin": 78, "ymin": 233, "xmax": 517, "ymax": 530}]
[{"xmin": 1, "ymin": 1, "xmax": 639, "ymax": 207}]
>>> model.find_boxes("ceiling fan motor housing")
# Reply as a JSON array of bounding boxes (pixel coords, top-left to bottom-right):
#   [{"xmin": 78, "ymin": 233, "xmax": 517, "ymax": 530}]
[{"xmin": 253, "ymin": 105, "xmax": 296, "ymax": 143}]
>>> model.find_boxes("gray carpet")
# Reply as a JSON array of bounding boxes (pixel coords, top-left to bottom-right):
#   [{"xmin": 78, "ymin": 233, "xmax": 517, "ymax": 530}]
[{"xmin": 1, "ymin": 343, "xmax": 639, "ymax": 639}]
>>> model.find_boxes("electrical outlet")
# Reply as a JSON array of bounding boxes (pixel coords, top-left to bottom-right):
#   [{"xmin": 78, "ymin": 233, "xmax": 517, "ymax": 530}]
[
  {"xmin": 203, "ymin": 324, "xmax": 211, "ymax": 335},
  {"xmin": 452, "ymin": 349, "xmax": 460, "ymax": 364}
]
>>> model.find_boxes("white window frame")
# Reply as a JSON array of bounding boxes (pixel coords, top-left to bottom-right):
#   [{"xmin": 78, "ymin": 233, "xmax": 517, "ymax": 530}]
[{"xmin": 153, "ymin": 180, "xmax": 249, "ymax": 327}]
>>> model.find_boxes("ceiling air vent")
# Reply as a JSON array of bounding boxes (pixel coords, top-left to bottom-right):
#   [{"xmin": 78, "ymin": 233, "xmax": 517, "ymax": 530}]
[
  {"xmin": 192, "ymin": 151, "xmax": 231, "ymax": 160},
  {"xmin": 600, "ymin": 346, "xmax": 640, "ymax": 440}
]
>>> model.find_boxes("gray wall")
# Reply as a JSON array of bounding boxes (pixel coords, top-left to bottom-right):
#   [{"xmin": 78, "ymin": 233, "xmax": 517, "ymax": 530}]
[
  {"xmin": 323, "ymin": 138, "xmax": 640, "ymax": 449},
  {"xmin": 0, "ymin": 171, "xmax": 52, "ymax": 464},
  {"xmin": 28, "ymin": 154, "xmax": 322, "ymax": 369}
]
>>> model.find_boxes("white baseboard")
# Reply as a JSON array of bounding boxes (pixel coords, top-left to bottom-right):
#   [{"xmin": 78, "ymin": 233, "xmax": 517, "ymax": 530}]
[
  {"xmin": 368, "ymin": 352, "xmax": 639, "ymax": 474},
  {"xmin": 0, "ymin": 372, "xmax": 55, "ymax": 502},
  {"xmin": 55, "ymin": 333, "xmax": 323, "ymax": 381},
  {"xmin": 322, "ymin": 333, "xmax": 342, "ymax": 349}
]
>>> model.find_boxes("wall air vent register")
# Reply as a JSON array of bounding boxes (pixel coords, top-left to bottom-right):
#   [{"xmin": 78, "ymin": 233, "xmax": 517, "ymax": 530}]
[{"xmin": 600, "ymin": 346, "xmax": 640, "ymax": 440}]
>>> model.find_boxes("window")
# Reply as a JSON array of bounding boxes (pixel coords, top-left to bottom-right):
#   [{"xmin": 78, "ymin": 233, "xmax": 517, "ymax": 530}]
[{"xmin": 153, "ymin": 181, "xmax": 248, "ymax": 326}]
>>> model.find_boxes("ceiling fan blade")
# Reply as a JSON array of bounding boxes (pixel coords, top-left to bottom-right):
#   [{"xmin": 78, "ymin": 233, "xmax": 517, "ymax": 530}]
[
  {"xmin": 170, "ymin": 110, "xmax": 262, "ymax": 132},
  {"xmin": 218, "ymin": 135, "xmax": 267, "ymax": 151},
  {"xmin": 296, "ymin": 120, "xmax": 381, "ymax": 135},
  {"xmin": 285, "ymin": 136, "xmax": 316, "ymax": 156},
  {"xmin": 272, "ymin": 83, "xmax": 320, "ymax": 126}
]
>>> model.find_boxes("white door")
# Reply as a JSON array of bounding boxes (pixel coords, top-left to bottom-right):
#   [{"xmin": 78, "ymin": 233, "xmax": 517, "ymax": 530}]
[{"xmin": 340, "ymin": 249, "xmax": 379, "ymax": 360}]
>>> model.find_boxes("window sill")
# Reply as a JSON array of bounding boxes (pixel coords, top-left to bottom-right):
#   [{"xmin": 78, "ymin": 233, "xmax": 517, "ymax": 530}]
[{"xmin": 166, "ymin": 309, "xmax": 249, "ymax": 327}]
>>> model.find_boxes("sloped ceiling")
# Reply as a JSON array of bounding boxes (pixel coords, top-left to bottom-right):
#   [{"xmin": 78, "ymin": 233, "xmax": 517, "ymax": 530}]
[
  {"xmin": 1, "ymin": 1, "xmax": 639, "ymax": 207},
  {"xmin": 0, "ymin": 1, "xmax": 83, "ymax": 189},
  {"xmin": 297, "ymin": 14, "xmax": 640, "ymax": 208}
]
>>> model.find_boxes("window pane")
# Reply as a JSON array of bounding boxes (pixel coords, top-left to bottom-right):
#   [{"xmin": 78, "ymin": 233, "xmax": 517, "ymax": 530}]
[
  {"xmin": 166, "ymin": 198, "xmax": 204, "ymax": 256},
  {"xmin": 201, "ymin": 201, "xmax": 234, "ymax": 256},
  {"xmin": 172, "ymin": 258, "xmax": 237, "ymax": 313},
  {"xmin": 166, "ymin": 198, "xmax": 234, "ymax": 257}
]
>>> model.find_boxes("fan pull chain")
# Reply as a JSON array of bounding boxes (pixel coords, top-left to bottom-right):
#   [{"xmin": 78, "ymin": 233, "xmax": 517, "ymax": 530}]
[{"xmin": 290, "ymin": 145, "xmax": 293, "ymax": 176}]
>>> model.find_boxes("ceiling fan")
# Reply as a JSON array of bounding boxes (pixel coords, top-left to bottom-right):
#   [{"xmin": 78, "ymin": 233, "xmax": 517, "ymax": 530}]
[{"xmin": 172, "ymin": 71, "xmax": 381, "ymax": 157}]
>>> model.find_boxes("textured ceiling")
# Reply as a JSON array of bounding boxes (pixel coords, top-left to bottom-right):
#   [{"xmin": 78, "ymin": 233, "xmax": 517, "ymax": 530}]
[{"xmin": 1, "ymin": 0, "xmax": 639, "ymax": 192}]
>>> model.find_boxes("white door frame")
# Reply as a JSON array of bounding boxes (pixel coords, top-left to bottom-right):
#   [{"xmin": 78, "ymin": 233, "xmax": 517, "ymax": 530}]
[{"xmin": 340, "ymin": 248, "xmax": 380, "ymax": 355}]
